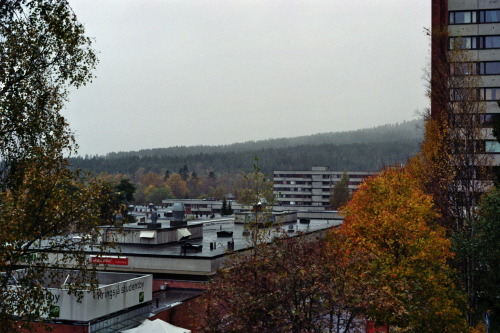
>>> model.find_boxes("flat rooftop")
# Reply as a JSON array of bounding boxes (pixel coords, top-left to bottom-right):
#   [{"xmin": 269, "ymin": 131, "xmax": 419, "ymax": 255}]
[
  {"xmin": 10, "ymin": 269, "xmax": 150, "ymax": 289},
  {"xmin": 114, "ymin": 218, "xmax": 340, "ymax": 257},
  {"xmin": 40, "ymin": 216, "xmax": 341, "ymax": 277}
]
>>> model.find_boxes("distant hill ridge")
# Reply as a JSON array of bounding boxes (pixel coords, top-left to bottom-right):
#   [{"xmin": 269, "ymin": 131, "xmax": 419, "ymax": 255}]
[
  {"xmin": 71, "ymin": 120, "xmax": 423, "ymax": 175},
  {"xmin": 103, "ymin": 120, "xmax": 423, "ymax": 159}
]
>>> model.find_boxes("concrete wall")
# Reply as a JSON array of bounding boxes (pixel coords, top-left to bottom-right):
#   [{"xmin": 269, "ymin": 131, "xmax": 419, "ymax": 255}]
[
  {"xmin": 43, "ymin": 274, "xmax": 153, "ymax": 321},
  {"xmin": 449, "ymin": 0, "xmax": 500, "ymax": 10},
  {"xmin": 87, "ymin": 254, "xmax": 229, "ymax": 276},
  {"xmin": 296, "ymin": 210, "xmax": 343, "ymax": 220}
]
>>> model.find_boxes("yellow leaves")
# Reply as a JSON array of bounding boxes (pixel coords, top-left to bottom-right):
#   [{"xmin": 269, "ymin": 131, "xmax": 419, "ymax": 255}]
[
  {"xmin": 165, "ymin": 173, "xmax": 187, "ymax": 198},
  {"xmin": 329, "ymin": 167, "xmax": 466, "ymax": 331}
]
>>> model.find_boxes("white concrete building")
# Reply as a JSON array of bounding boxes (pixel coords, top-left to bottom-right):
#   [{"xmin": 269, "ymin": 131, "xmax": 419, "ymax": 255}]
[
  {"xmin": 273, "ymin": 166, "xmax": 375, "ymax": 210},
  {"xmin": 10, "ymin": 269, "xmax": 152, "ymax": 332}
]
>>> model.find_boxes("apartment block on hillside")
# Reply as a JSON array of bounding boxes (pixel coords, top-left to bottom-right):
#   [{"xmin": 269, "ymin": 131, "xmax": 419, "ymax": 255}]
[{"xmin": 273, "ymin": 166, "xmax": 375, "ymax": 210}]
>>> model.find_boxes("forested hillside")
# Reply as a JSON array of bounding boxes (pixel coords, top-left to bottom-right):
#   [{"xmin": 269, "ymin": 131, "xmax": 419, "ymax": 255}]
[
  {"xmin": 72, "ymin": 120, "xmax": 422, "ymax": 175},
  {"xmin": 70, "ymin": 120, "xmax": 423, "ymax": 203}
]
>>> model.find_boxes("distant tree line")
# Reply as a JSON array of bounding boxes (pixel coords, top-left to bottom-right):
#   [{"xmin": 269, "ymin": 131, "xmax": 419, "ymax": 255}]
[
  {"xmin": 71, "ymin": 140, "xmax": 419, "ymax": 176},
  {"xmin": 71, "ymin": 120, "xmax": 422, "ymax": 172},
  {"xmin": 100, "ymin": 120, "xmax": 422, "ymax": 159},
  {"xmin": 70, "ymin": 121, "xmax": 422, "ymax": 205}
]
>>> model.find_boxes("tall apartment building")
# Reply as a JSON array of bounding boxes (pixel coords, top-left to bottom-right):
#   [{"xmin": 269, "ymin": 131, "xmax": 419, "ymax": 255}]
[
  {"xmin": 432, "ymin": 0, "xmax": 500, "ymax": 164},
  {"xmin": 273, "ymin": 166, "xmax": 375, "ymax": 210}
]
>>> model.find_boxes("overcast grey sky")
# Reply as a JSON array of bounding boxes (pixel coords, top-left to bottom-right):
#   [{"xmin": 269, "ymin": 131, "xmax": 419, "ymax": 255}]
[{"xmin": 65, "ymin": 0, "xmax": 430, "ymax": 156}]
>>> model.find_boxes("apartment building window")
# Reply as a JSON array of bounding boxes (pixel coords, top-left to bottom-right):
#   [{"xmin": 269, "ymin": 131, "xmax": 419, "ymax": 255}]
[
  {"xmin": 450, "ymin": 37, "xmax": 474, "ymax": 49},
  {"xmin": 450, "ymin": 10, "xmax": 500, "ymax": 24},
  {"xmin": 481, "ymin": 10, "xmax": 500, "ymax": 23},
  {"xmin": 486, "ymin": 36, "xmax": 500, "ymax": 48},
  {"xmin": 486, "ymin": 141, "xmax": 500, "ymax": 153},
  {"xmin": 451, "ymin": 62, "xmax": 477, "ymax": 75},
  {"xmin": 451, "ymin": 88, "xmax": 478, "ymax": 101},
  {"xmin": 481, "ymin": 88, "xmax": 500, "ymax": 101},
  {"xmin": 454, "ymin": 88, "xmax": 500, "ymax": 101},
  {"xmin": 482, "ymin": 113, "xmax": 500, "ymax": 126},
  {"xmin": 450, "ymin": 11, "xmax": 477, "ymax": 24},
  {"xmin": 480, "ymin": 62, "xmax": 500, "ymax": 75},
  {"xmin": 450, "ymin": 36, "xmax": 500, "ymax": 49},
  {"xmin": 451, "ymin": 61, "xmax": 500, "ymax": 75},
  {"xmin": 453, "ymin": 113, "xmax": 500, "ymax": 127}
]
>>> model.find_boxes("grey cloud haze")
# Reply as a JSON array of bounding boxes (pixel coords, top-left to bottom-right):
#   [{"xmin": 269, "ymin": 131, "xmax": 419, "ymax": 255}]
[{"xmin": 65, "ymin": 0, "xmax": 430, "ymax": 156}]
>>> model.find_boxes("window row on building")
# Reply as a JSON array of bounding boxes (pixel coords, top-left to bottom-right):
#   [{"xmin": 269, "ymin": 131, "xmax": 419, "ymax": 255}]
[
  {"xmin": 486, "ymin": 140, "xmax": 500, "ymax": 153},
  {"xmin": 452, "ymin": 113, "xmax": 500, "ymax": 127},
  {"xmin": 273, "ymin": 167, "xmax": 376, "ymax": 210},
  {"xmin": 451, "ymin": 87, "xmax": 500, "ymax": 101},
  {"xmin": 449, "ymin": 35, "xmax": 500, "ymax": 49},
  {"xmin": 440, "ymin": 139, "xmax": 500, "ymax": 154},
  {"xmin": 451, "ymin": 61, "xmax": 500, "ymax": 76},
  {"xmin": 449, "ymin": 9, "xmax": 500, "ymax": 25}
]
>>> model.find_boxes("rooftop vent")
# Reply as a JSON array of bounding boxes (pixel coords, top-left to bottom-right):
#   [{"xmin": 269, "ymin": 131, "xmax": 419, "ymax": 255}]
[
  {"xmin": 171, "ymin": 202, "xmax": 187, "ymax": 227},
  {"xmin": 171, "ymin": 203, "xmax": 185, "ymax": 222}
]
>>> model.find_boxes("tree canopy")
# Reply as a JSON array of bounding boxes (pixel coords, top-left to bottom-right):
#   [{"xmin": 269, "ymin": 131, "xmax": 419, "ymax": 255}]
[
  {"xmin": 334, "ymin": 168, "xmax": 467, "ymax": 332},
  {"xmin": 0, "ymin": 0, "xmax": 97, "ymax": 188},
  {"xmin": 329, "ymin": 171, "xmax": 351, "ymax": 210},
  {"xmin": 457, "ymin": 187, "xmax": 500, "ymax": 330},
  {"xmin": 407, "ymin": 29, "xmax": 494, "ymax": 328},
  {"xmin": 205, "ymin": 233, "xmax": 372, "ymax": 333},
  {"xmin": 0, "ymin": 1, "xmax": 117, "ymax": 331}
]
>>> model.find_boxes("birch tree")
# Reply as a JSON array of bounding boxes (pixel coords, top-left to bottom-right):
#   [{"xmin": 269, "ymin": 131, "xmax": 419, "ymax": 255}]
[{"xmin": 0, "ymin": 1, "xmax": 120, "ymax": 331}]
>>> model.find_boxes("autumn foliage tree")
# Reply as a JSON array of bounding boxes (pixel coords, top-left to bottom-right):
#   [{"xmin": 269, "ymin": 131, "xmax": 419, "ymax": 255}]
[
  {"xmin": 0, "ymin": 153, "xmax": 121, "ymax": 331},
  {"xmin": 0, "ymin": 0, "xmax": 121, "ymax": 331},
  {"xmin": 205, "ymin": 232, "xmax": 374, "ymax": 333},
  {"xmin": 407, "ymin": 30, "xmax": 493, "ymax": 326},
  {"xmin": 165, "ymin": 173, "xmax": 188, "ymax": 199},
  {"xmin": 332, "ymin": 168, "xmax": 467, "ymax": 332}
]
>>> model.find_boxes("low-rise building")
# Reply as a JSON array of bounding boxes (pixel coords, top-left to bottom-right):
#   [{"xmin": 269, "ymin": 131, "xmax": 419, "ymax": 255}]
[
  {"xmin": 12, "ymin": 269, "xmax": 153, "ymax": 332},
  {"xmin": 161, "ymin": 199, "xmax": 250, "ymax": 216},
  {"xmin": 33, "ymin": 206, "xmax": 341, "ymax": 332}
]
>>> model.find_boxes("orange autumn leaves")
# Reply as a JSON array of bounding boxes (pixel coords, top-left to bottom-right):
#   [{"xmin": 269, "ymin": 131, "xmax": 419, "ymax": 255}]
[
  {"xmin": 331, "ymin": 167, "xmax": 467, "ymax": 332},
  {"xmin": 340, "ymin": 168, "xmax": 448, "ymax": 265}
]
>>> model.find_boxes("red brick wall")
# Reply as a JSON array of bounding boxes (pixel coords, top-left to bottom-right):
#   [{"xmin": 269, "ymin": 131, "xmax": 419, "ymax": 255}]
[
  {"xmin": 152, "ymin": 295, "xmax": 206, "ymax": 333},
  {"xmin": 20, "ymin": 322, "xmax": 88, "ymax": 333},
  {"xmin": 431, "ymin": 0, "xmax": 449, "ymax": 119}
]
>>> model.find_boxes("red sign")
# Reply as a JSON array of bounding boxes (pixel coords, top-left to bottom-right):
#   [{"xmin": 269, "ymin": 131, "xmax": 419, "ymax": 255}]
[{"xmin": 91, "ymin": 256, "xmax": 129, "ymax": 266}]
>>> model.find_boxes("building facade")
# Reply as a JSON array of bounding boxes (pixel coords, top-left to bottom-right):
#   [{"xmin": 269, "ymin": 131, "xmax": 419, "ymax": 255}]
[
  {"xmin": 432, "ymin": 0, "xmax": 500, "ymax": 164},
  {"xmin": 161, "ymin": 199, "xmax": 250, "ymax": 216},
  {"xmin": 14, "ymin": 270, "xmax": 153, "ymax": 333},
  {"xmin": 273, "ymin": 166, "xmax": 375, "ymax": 210}
]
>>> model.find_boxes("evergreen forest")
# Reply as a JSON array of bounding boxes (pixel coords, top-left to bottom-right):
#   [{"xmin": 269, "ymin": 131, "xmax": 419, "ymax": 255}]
[
  {"xmin": 71, "ymin": 120, "xmax": 423, "ymax": 176},
  {"xmin": 68, "ymin": 120, "xmax": 423, "ymax": 204}
]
